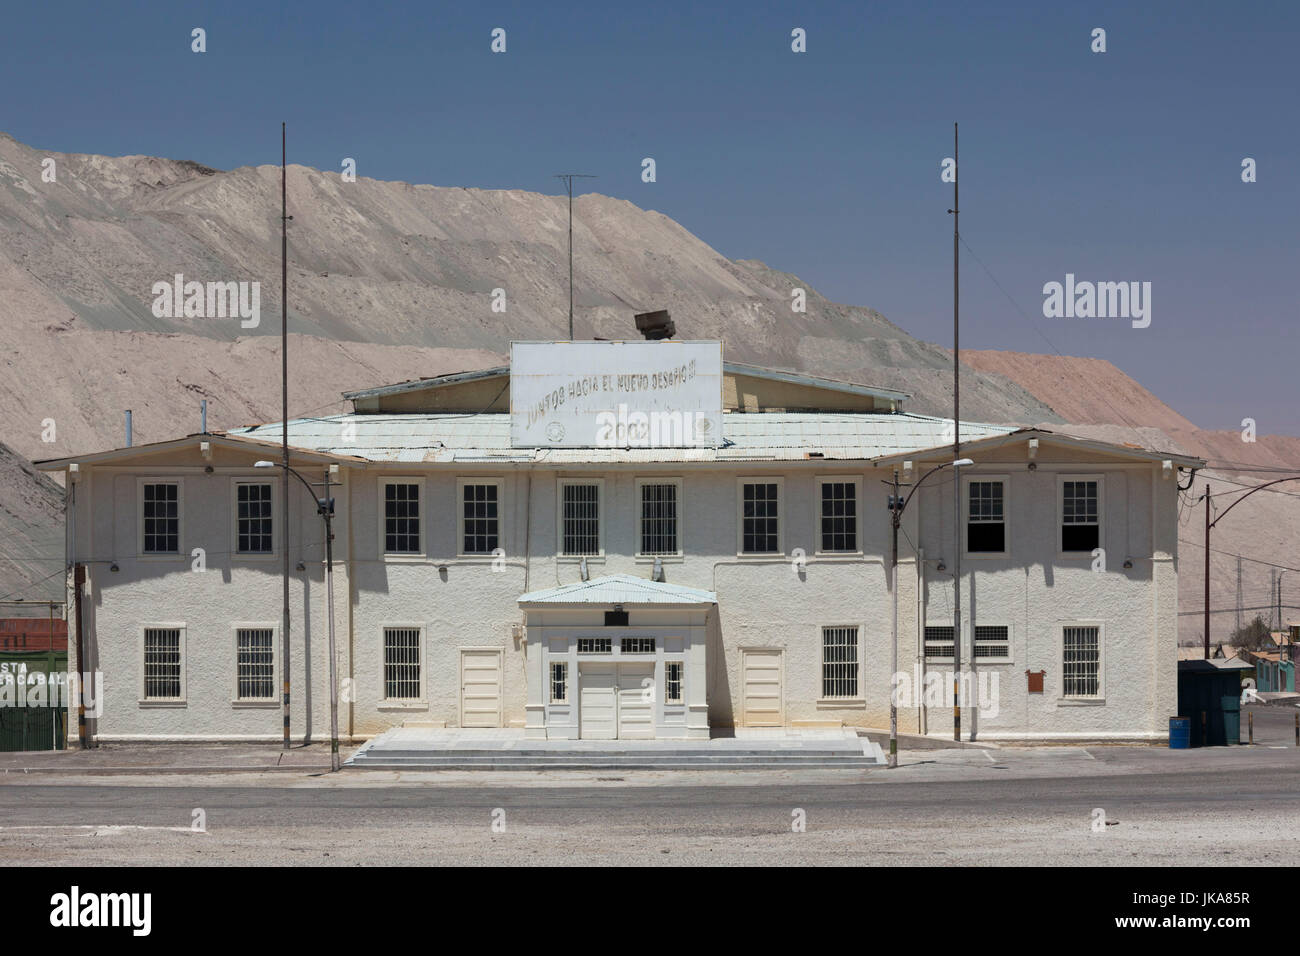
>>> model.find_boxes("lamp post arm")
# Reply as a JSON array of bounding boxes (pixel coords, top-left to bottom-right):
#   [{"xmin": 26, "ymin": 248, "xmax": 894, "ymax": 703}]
[{"xmin": 1208, "ymin": 476, "xmax": 1300, "ymax": 530}]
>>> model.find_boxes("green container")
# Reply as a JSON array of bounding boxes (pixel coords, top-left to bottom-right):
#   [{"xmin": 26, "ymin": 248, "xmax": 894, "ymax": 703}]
[
  {"xmin": 1221, "ymin": 694, "xmax": 1242, "ymax": 745},
  {"xmin": 0, "ymin": 650, "xmax": 68, "ymax": 752}
]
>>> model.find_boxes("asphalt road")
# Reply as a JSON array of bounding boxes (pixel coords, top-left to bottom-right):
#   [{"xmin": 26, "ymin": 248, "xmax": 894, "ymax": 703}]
[{"xmin": 1, "ymin": 743, "xmax": 1296, "ymax": 865}]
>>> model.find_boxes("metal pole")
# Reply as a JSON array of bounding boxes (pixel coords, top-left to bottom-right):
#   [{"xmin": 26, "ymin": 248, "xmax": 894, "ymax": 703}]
[
  {"xmin": 889, "ymin": 468, "xmax": 899, "ymax": 768},
  {"xmin": 567, "ymin": 180, "xmax": 574, "ymax": 340},
  {"xmin": 281, "ymin": 122, "xmax": 291, "ymax": 751},
  {"xmin": 324, "ymin": 468, "xmax": 339, "ymax": 772},
  {"xmin": 950, "ymin": 121, "xmax": 962, "ymax": 742},
  {"xmin": 1203, "ymin": 483, "xmax": 1210, "ymax": 660}
]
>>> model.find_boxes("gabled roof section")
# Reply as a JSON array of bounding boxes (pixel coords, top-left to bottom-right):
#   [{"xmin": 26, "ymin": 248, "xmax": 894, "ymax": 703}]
[
  {"xmin": 867, "ymin": 427, "xmax": 1204, "ymax": 469},
  {"xmin": 519, "ymin": 573, "xmax": 717, "ymax": 606},
  {"xmin": 33, "ymin": 432, "xmax": 364, "ymax": 471}
]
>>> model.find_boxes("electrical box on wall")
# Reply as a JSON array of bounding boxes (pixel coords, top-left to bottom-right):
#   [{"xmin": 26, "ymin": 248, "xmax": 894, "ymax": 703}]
[{"xmin": 1026, "ymin": 670, "xmax": 1045, "ymax": 694}]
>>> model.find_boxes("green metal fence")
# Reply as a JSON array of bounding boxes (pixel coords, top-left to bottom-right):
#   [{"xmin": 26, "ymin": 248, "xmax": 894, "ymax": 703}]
[{"xmin": 0, "ymin": 650, "xmax": 68, "ymax": 752}]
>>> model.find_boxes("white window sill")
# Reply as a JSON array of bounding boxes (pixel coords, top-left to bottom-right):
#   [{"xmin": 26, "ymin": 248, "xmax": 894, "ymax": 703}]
[
  {"xmin": 558, "ymin": 555, "xmax": 605, "ymax": 563},
  {"xmin": 817, "ymin": 698, "xmax": 866, "ymax": 709},
  {"xmin": 381, "ymin": 554, "xmax": 428, "ymax": 563},
  {"xmin": 231, "ymin": 699, "xmax": 278, "ymax": 709},
  {"xmin": 378, "ymin": 702, "xmax": 428, "ymax": 712},
  {"xmin": 138, "ymin": 699, "xmax": 187, "ymax": 708},
  {"xmin": 136, "ymin": 554, "xmax": 185, "ymax": 562},
  {"xmin": 813, "ymin": 550, "xmax": 864, "ymax": 559},
  {"xmin": 964, "ymin": 552, "xmax": 1009, "ymax": 560},
  {"xmin": 1057, "ymin": 697, "xmax": 1106, "ymax": 706},
  {"xmin": 972, "ymin": 657, "xmax": 1013, "ymax": 665},
  {"xmin": 232, "ymin": 552, "xmax": 280, "ymax": 562},
  {"xmin": 734, "ymin": 553, "xmax": 785, "ymax": 561},
  {"xmin": 635, "ymin": 554, "xmax": 684, "ymax": 563}
]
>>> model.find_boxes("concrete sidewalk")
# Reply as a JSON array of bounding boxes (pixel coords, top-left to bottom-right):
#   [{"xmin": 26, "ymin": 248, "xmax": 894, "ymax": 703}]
[{"xmin": 0, "ymin": 741, "xmax": 334, "ymax": 775}]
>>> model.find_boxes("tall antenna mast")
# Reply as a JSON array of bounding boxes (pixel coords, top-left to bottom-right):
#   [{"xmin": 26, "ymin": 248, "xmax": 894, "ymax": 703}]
[
  {"xmin": 947, "ymin": 122, "xmax": 963, "ymax": 742},
  {"xmin": 554, "ymin": 173, "xmax": 596, "ymax": 339},
  {"xmin": 280, "ymin": 122, "xmax": 292, "ymax": 751}
]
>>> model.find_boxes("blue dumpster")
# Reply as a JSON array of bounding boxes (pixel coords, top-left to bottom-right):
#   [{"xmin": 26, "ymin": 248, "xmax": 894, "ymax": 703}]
[
  {"xmin": 1169, "ymin": 716, "xmax": 1190, "ymax": 749},
  {"xmin": 1221, "ymin": 695, "xmax": 1242, "ymax": 744}
]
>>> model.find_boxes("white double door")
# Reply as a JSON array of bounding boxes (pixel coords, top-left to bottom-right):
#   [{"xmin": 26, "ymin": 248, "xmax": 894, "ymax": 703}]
[{"xmin": 579, "ymin": 662, "xmax": 655, "ymax": 739}]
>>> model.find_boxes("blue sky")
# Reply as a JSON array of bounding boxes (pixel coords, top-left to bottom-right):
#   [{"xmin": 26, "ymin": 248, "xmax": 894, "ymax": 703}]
[{"xmin": 3, "ymin": 0, "xmax": 1297, "ymax": 433}]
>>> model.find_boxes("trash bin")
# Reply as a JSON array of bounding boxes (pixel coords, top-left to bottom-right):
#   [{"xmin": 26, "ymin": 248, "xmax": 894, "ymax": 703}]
[
  {"xmin": 1221, "ymin": 694, "xmax": 1241, "ymax": 744},
  {"xmin": 1169, "ymin": 716, "xmax": 1190, "ymax": 749}
]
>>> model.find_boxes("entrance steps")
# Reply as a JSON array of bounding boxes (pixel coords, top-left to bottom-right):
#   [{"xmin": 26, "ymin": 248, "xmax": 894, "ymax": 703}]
[{"xmin": 345, "ymin": 728, "xmax": 885, "ymax": 771}]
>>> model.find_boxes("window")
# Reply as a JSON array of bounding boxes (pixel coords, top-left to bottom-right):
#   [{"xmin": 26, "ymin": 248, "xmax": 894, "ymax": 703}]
[
  {"xmin": 974, "ymin": 625, "xmax": 1010, "ymax": 661},
  {"xmin": 620, "ymin": 637, "xmax": 656, "ymax": 654},
  {"xmin": 140, "ymin": 481, "xmax": 180, "ymax": 553},
  {"xmin": 817, "ymin": 478, "xmax": 859, "ymax": 553},
  {"xmin": 550, "ymin": 662, "xmax": 568, "ymax": 703},
  {"xmin": 1062, "ymin": 625, "xmax": 1101, "ymax": 698},
  {"xmin": 381, "ymin": 480, "xmax": 422, "ymax": 554},
  {"xmin": 966, "ymin": 479, "xmax": 1006, "ymax": 554},
  {"xmin": 577, "ymin": 637, "xmax": 612, "ymax": 654},
  {"xmin": 383, "ymin": 626, "xmax": 422, "ymax": 700},
  {"xmin": 924, "ymin": 625, "xmax": 955, "ymax": 660},
  {"xmin": 559, "ymin": 480, "xmax": 602, "ymax": 556},
  {"xmin": 739, "ymin": 479, "xmax": 782, "ymax": 554},
  {"xmin": 235, "ymin": 482, "xmax": 273, "ymax": 554},
  {"xmin": 665, "ymin": 661, "xmax": 683, "ymax": 704},
  {"xmin": 638, "ymin": 479, "xmax": 680, "ymax": 555},
  {"xmin": 822, "ymin": 626, "xmax": 859, "ymax": 698},
  {"xmin": 235, "ymin": 627, "xmax": 275, "ymax": 700},
  {"xmin": 1061, "ymin": 478, "xmax": 1101, "ymax": 552},
  {"xmin": 458, "ymin": 479, "xmax": 501, "ymax": 555},
  {"xmin": 142, "ymin": 626, "xmax": 183, "ymax": 700}
]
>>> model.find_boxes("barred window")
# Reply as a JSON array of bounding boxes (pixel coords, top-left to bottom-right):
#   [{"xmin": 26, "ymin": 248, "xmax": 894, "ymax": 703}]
[
  {"xmin": 924, "ymin": 625, "xmax": 955, "ymax": 659},
  {"xmin": 1062, "ymin": 625, "xmax": 1101, "ymax": 697},
  {"xmin": 1062, "ymin": 480, "xmax": 1099, "ymax": 552},
  {"xmin": 143, "ymin": 627, "xmax": 182, "ymax": 699},
  {"xmin": 665, "ymin": 661, "xmax": 683, "ymax": 704},
  {"xmin": 967, "ymin": 480, "xmax": 1005, "ymax": 553},
  {"xmin": 974, "ymin": 625, "xmax": 1010, "ymax": 660},
  {"xmin": 235, "ymin": 627, "xmax": 275, "ymax": 700},
  {"xmin": 639, "ymin": 482, "xmax": 679, "ymax": 555},
  {"xmin": 819, "ymin": 480, "xmax": 858, "ymax": 552},
  {"xmin": 577, "ymin": 637, "xmax": 612, "ymax": 654},
  {"xmin": 741, "ymin": 481, "xmax": 780, "ymax": 554},
  {"xmin": 561, "ymin": 482, "xmax": 600, "ymax": 556},
  {"xmin": 461, "ymin": 482, "xmax": 500, "ymax": 555},
  {"xmin": 620, "ymin": 637, "xmax": 656, "ymax": 654},
  {"xmin": 236, "ymin": 482, "xmax": 273, "ymax": 553},
  {"xmin": 384, "ymin": 482, "xmax": 421, "ymax": 553},
  {"xmin": 383, "ymin": 627, "xmax": 421, "ymax": 699},
  {"xmin": 142, "ymin": 482, "xmax": 179, "ymax": 553},
  {"xmin": 822, "ymin": 626, "xmax": 859, "ymax": 698},
  {"xmin": 550, "ymin": 662, "xmax": 567, "ymax": 703}
]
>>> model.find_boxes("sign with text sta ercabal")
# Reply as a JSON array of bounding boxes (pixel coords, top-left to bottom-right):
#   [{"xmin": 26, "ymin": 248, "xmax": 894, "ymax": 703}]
[{"xmin": 509, "ymin": 341, "xmax": 723, "ymax": 448}]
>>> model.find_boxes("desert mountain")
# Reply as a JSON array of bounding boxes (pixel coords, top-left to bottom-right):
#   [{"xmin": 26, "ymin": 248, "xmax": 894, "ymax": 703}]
[{"xmin": 0, "ymin": 132, "xmax": 1294, "ymax": 643}]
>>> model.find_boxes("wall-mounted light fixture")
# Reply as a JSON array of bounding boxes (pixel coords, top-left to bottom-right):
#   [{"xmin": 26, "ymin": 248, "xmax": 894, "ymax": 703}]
[{"xmin": 109, "ymin": 562, "xmax": 119, "ymax": 573}]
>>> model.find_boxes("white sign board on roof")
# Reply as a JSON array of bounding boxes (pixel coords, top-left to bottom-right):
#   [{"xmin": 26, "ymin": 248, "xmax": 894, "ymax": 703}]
[{"xmin": 510, "ymin": 340, "xmax": 723, "ymax": 448}]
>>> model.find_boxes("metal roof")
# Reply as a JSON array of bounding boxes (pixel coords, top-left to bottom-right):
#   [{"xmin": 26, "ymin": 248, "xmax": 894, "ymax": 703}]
[
  {"xmin": 519, "ymin": 574, "xmax": 717, "ymax": 606},
  {"xmin": 228, "ymin": 412, "xmax": 1015, "ymax": 464},
  {"xmin": 342, "ymin": 360, "xmax": 911, "ymax": 404}
]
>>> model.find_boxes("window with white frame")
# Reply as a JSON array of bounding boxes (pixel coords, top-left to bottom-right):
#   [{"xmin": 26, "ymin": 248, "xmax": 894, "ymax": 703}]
[
  {"xmin": 141, "ymin": 481, "xmax": 180, "ymax": 553},
  {"xmin": 560, "ymin": 480, "xmax": 601, "ymax": 556},
  {"xmin": 458, "ymin": 479, "xmax": 501, "ymax": 555},
  {"xmin": 1062, "ymin": 625, "xmax": 1102, "ymax": 697},
  {"xmin": 550, "ymin": 662, "xmax": 568, "ymax": 703},
  {"xmin": 1061, "ymin": 478, "xmax": 1100, "ymax": 553},
  {"xmin": 818, "ymin": 478, "xmax": 859, "ymax": 553},
  {"xmin": 235, "ymin": 627, "xmax": 275, "ymax": 700},
  {"xmin": 973, "ymin": 625, "xmax": 1010, "ymax": 660},
  {"xmin": 664, "ymin": 661, "xmax": 683, "ymax": 704},
  {"xmin": 966, "ymin": 479, "xmax": 1006, "ymax": 554},
  {"xmin": 577, "ymin": 637, "xmax": 612, "ymax": 654},
  {"xmin": 739, "ymin": 480, "xmax": 781, "ymax": 554},
  {"xmin": 924, "ymin": 625, "xmax": 955, "ymax": 660},
  {"xmin": 142, "ymin": 626, "xmax": 183, "ymax": 700},
  {"xmin": 821, "ymin": 626, "xmax": 859, "ymax": 698},
  {"xmin": 382, "ymin": 627, "xmax": 422, "ymax": 700},
  {"xmin": 382, "ymin": 480, "xmax": 422, "ymax": 554},
  {"xmin": 620, "ymin": 637, "xmax": 656, "ymax": 654},
  {"xmin": 638, "ymin": 479, "xmax": 680, "ymax": 555},
  {"xmin": 235, "ymin": 482, "xmax": 274, "ymax": 554}
]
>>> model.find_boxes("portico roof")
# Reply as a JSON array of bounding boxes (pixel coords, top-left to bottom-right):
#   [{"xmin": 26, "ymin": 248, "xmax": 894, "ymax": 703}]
[{"xmin": 518, "ymin": 574, "xmax": 717, "ymax": 606}]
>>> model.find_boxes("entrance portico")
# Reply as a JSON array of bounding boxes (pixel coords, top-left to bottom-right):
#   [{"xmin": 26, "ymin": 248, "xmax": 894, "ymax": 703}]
[{"xmin": 519, "ymin": 574, "xmax": 715, "ymax": 740}]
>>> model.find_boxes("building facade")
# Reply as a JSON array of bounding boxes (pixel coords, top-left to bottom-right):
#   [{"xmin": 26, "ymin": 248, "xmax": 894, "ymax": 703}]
[{"xmin": 39, "ymin": 348, "xmax": 1200, "ymax": 743}]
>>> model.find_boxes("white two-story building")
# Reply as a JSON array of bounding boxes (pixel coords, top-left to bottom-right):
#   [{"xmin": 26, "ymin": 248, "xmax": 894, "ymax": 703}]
[{"xmin": 38, "ymin": 340, "xmax": 1200, "ymax": 744}]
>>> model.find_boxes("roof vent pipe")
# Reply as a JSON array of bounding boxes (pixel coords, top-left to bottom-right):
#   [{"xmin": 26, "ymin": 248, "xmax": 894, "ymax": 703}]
[
  {"xmin": 125, "ymin": 410, "xmax": 132, "ymax": 448},
  {"xmin": 201, "ymin": 399, "xmax": 208, "ymax": 434},
  {"xmin": 634, "ymin": 309, "xmax": 675, "ymax": 340}
]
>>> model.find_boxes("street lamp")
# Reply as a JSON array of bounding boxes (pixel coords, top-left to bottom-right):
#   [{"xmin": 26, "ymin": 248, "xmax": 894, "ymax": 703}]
[
  {"xmin": 256, "ymin": 460, "xmax": 342, "ymax": 771},
  {"xmin": 885, "ymin": 457, "xmax": 972, "ymax": 767}
]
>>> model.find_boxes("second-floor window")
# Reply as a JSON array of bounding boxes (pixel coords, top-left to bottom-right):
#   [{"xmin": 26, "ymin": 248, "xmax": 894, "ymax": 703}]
[
  {"xmin": 459, "ymin": 480, "xmax": 501, "ymax": 555},
  {"xmin": 141, "ymin": 481, "xmax": 180, "ymax": 554},
  {"xmin": 382, "ymin": 480, "xmax": 422, "ymax": 554},
  {"xmin": 1061, "ymin": 478, "xmax": 1100, "ymax": 552},
  {"xmin": 818, "ymin": 478, "xmax": 859, "ymax": 552},
  {"xmin": 638, "ymin": 480, "xmax": 680, "ymax": 555},
  {"xmin": 739, "ymin": 480, "xmax": 781, "ymax": 554},
  {"xmin": 560, "ymin": 480, "xmax": 601, "ymax": 556},
  {"xmin": 967, "ymin": 479, "xmax": 1006, "ymax": 554},
  {"xmin": 235, "ymin": 482, "xmax": 273, "ymax": 553}
]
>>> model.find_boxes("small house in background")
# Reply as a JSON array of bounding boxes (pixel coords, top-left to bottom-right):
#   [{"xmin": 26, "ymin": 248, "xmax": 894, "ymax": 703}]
[
  {"xmin": 1254, "ymin": 650, "xmax": 1296, "ymax": 693},
  {"xmin": 1177, "ymin": 657, "xmax": 1254, "ymax": 747}
]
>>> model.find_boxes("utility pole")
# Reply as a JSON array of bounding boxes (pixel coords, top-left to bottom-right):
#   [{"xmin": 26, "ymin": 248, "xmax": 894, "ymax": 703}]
[
  {"xmin": 947, "ymin": 122, "xmax": 964, "ymax": 742},
  {"xmin": 281, "ymin": 122, "xmax": 292, "ymax": 750},
  {"xmin": 554, "ymin": 174, "xmax": 596, "ymax": 340},
  {"xmin": 1235, "ymin": 556, "xmax": 1244, "ymax": 635}
]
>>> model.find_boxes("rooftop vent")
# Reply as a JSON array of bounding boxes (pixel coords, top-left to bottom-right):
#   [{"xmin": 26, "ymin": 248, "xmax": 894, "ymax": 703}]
[{"xmin": 634, "ymin": 309, "xmax": 675, "ymax": 340}]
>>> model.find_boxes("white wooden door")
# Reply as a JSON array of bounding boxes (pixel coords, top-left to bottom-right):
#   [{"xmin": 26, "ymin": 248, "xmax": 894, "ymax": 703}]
[
  {"xmin": 616, "ymin": 663, "xmax": 655, "ymax": 739},
  {"xmin": 741, "ymin": 648, "xmax": 783, "ymax": 727},
  {"xmin": 460, "ymin": 649, "xmax": 502, "ymax": 728},
  {"xmin": 580, "ymin": 664, "xmax": 617, "ymax": 739}
]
